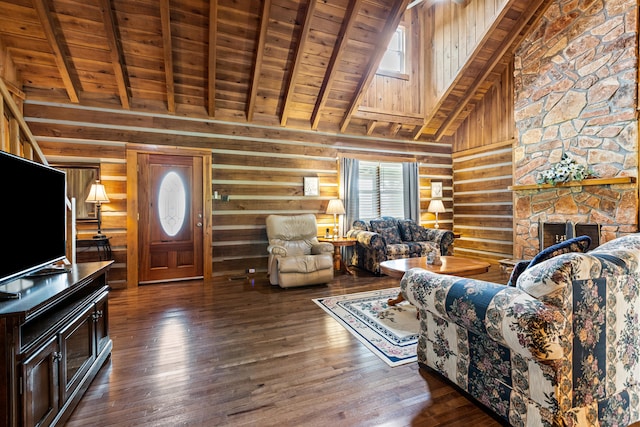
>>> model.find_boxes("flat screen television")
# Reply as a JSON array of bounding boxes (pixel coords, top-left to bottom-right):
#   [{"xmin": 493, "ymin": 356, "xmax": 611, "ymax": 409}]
[{"xmin": 0, "ymin": 150, "xmax": 67, "ymax": 285}]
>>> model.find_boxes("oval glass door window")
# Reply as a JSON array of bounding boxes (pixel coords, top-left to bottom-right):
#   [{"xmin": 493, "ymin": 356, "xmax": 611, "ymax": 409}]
[{"xmin": 158, "ymin": 171, "xmax": 186, "ymax": 237}]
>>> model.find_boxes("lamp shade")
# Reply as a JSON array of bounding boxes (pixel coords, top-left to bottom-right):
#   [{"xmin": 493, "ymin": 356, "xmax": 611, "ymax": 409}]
[
  {"xmin": 326, "ymin": 199, "xmax": 345, "ymax": 215},
  {"xmin": 86, "ymin": 181, "xmax": 110, "ymax": 204},
  {"xmin": 427, "ymin": 199, "xmax": 445, "ymax": 213}
]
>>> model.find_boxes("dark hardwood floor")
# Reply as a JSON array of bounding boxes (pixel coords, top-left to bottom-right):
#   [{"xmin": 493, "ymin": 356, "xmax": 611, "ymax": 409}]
[{"xmin": 65, "ymin": 266, "xmax": 512, "ymax": 426}]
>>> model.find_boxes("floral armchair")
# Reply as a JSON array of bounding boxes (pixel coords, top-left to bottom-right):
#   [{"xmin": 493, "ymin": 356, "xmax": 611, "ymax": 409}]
[
  {"xmin": 345, "ymin": 217, "xmax": 454, "ymax": 275},
  {"xmin": 400, "ymin": 234, "xmax": 640, "ymax": 426}
]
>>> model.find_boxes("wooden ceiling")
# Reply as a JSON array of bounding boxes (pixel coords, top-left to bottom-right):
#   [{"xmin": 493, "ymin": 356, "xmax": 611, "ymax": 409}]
[{"xmin": 0, "ymin": 0, "xmax": 544, "ymax": 140}]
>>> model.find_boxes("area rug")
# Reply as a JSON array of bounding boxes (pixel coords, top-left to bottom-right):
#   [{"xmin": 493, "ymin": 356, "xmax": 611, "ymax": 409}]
[{"xmin": 313, "ymin": 288, "xmax": 419, "ymax": 367}]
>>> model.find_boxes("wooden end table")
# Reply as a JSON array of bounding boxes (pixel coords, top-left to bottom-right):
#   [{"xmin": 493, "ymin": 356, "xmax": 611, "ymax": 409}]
[
  {"xmin": 318, "ymin": 237, "xmax": 356, "ymax": 275},
  {"xmin": 380, "ymin": 256, "xmax": 491, "ymax": 305}
]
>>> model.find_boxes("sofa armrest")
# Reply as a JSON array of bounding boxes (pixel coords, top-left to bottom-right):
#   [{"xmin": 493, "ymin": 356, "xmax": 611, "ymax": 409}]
[
  {"xmin": 267, "ymin": 244, "xmax": 287, "ymax": 256},
  {"xmin": 311, "ymin": 242, "xmax": 334, "ymax": 254},
  {"xmin": 345, "ymin": 229, "xmax": 385, "ymax": 251},
  {"xmin": 401, "ymin": 268, "xmax": 566, "ymax": 361},
  {"xmin": 411, "ymin": 226, "xmax": 454, "ymax": 256}
]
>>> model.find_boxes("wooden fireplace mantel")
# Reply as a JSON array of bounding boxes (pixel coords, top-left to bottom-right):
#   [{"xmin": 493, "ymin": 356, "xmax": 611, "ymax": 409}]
[{"xmin": 509, "ymin": 177, "xmax": 636, "ymax": 191}]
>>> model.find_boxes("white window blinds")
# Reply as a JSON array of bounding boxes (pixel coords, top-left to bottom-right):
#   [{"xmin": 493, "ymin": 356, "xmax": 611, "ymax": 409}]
[{"xmin": 358, "ymin": 161, "xmax": 405, "ymax": 220}]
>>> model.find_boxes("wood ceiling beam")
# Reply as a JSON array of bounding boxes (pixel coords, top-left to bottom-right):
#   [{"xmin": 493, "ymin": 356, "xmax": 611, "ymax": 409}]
[
  {"xmin": 160, "ymin": 0, "xmax": 175, "ymax": 113},
  {"xmin": 207, "ymin": 0, "xmax": 218, "ymax": 118},
  {"xmin": 31, "ymin": 0, "xmax": 79, "ymax": 103},
  {"xmin": 340, "ymin": 0, "xmax": 412, "ymax": 133},
  {"xmin": 280, "ymin": 0, "xmax": 317, "ymax": 127},
  {"xmin": 311, "ymin": 0, "xmax": 363, "ymax": 130},
  {"xmin": 247, "ymin": 0, "xmax": 271, "ymax": 122},
  {"xmin": 366, "ymin": 121, "xmax": 378, "ymax": 135},
  {"xmin": 433, "ymin": 0, "xmax": 548, "ymax": 141},
  {"xmin": 99, "ymin": 0, "xmax": 130, "ymax": 110}
]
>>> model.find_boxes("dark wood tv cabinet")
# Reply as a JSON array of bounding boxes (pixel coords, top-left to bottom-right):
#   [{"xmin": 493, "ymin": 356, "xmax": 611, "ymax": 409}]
[{"xmin": 0, "ymin": 261, "xmax": 113, "ymax": 427}]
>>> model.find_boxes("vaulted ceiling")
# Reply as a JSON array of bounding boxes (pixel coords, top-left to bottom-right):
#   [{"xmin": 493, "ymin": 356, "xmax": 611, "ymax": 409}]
[{"xmin": 0, "ymin": 0, "xmax": 544, "ymax": 140}]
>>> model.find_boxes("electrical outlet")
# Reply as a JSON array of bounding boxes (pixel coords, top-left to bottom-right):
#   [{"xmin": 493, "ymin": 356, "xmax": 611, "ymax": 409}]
[{"xmin": 247, "ymin": 268, "xmax": 256, "ymax": 274}]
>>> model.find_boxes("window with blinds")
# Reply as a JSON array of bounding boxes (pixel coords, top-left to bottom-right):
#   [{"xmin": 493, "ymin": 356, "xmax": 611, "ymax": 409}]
[{"xmin": 358, "ymin": 161, "xmax": 405, "ymax": 220}]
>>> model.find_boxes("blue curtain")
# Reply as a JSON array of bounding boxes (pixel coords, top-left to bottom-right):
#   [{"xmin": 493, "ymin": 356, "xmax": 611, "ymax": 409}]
[
  {"xmin": 403, "ymin": 162, "xmax": 420, "ymax": 221},
  {"xmin": 340, "ymin": 157, "xmax": 359, "ymax": 232},
  {"xmin": 340, "ymin": 158, "xmax": 359, "ymax": 263}
]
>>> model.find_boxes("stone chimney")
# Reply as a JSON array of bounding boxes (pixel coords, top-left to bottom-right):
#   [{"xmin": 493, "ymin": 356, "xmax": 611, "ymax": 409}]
[{"xmin": 512, "ymin": 0, "xmax": 638, "ymax": 259}]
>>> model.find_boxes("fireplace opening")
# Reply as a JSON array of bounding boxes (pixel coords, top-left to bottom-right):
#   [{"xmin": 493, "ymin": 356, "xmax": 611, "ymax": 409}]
[{"xmin": 539, "ymin": 221, "xmax": 601, "ymax": 251}]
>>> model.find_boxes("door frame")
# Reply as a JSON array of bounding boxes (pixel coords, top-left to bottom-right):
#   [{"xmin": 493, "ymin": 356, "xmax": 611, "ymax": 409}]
[{"xmin": 126, "ymin": 144, "xmax": 212, "ymax": 287}]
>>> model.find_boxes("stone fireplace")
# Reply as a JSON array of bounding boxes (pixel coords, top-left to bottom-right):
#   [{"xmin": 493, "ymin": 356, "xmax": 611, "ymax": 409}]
[{"xmin": 511, "ymin": 0, "xmax": 639, "ymax": 259}]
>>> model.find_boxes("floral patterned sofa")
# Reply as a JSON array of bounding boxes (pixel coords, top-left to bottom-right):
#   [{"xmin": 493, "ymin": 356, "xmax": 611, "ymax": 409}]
[
  {"xmin": 400, "ymin": 234, "xmax": 640, "ymax": 426},
  {"xmin": 345, "ymin": 217, "xmax": 454, "ymax": 275}
]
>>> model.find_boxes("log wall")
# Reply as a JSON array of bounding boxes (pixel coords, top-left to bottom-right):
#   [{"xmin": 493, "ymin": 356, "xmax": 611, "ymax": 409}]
[
  {"xmin": 23, "ymin": 101, "xmax": 452, "ymax": 286},
  {"xmin": 451, "ymin": 63, "xmax": 515, "ymax": 261}
]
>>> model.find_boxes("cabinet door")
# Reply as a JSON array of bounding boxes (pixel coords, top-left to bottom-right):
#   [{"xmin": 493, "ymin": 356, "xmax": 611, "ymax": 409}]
[
  {"xmin": 94, "ymin": 291, "xmax": 109, "ymax": 355},
  {"xmin": 59, "ymin": 304, "xmax": 95, "ymax": 403},
  {"xmin": 22, "ymin": 336, "xmax": 60, "ymax": 427}
]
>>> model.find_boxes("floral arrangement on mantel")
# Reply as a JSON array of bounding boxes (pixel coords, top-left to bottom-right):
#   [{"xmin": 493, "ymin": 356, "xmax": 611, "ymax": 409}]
[{"xmin": 536, "ymin": 153, "xmax": 598, "ymax": 185}]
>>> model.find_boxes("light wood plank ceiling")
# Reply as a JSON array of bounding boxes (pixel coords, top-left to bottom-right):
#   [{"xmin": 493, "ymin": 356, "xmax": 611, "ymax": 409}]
[{"xmin": 0, "ymin": 0, "xmax": 543, "ymax": 139}]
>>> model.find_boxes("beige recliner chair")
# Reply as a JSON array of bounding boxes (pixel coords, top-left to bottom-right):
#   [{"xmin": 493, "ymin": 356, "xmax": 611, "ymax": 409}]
[{"xmin": 266, "ymin": 214, "xmax": 334, "ymax": 288}]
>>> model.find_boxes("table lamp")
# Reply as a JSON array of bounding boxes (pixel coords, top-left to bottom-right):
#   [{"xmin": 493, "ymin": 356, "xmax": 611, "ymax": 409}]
[
  {"xmin": 427, "ymin": 199, "xmax": 445, "ymax": 229},
  {"xmin": 326, "ymin": 199, "xmax": 345, "ymax": 238},
  {"xmin": 86, "ymin": 180, "xmax": 110, "ymax": 238}
]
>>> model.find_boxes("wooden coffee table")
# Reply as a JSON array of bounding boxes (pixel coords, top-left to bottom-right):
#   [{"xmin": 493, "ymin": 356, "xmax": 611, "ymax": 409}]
[{"xmin": 380, "ymin": 256, "xmax": 491, "ymax": 305}]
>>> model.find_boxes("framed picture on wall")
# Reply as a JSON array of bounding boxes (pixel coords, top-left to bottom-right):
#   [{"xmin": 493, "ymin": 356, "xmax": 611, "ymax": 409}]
[
  {"xmin": 432, "ymin": 182, "xmax": 442, "ymax": 198},
  {"xmin": 304, "ymin": 177, "xmax": 319, "ymax": 196}
]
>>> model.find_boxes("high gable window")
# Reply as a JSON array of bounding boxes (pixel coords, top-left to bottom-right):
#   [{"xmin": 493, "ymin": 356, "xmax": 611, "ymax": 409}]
[
  {"xmin": 378, "ymin": 26, "xmax": 406, "ymax": 76},
  {"xmin": 358, "ymin": 161, "xmax": 405, "ymax": 220}
]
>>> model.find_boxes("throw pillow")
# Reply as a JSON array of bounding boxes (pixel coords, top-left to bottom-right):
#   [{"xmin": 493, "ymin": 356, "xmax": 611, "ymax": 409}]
[
  {"xmin": 397, "ymin": 220, "xmax": 414, "ymax": 241},
  {"xmin": 378, "ymin": 226, "xmax": 402, "ymax": 244},
  {"xmin": 507, "ymin": 235, "xmax": 591, "ymax": 286},
  {"xmin": 370, "ymin": 218, "xmax": 398, "ymax": 233}
]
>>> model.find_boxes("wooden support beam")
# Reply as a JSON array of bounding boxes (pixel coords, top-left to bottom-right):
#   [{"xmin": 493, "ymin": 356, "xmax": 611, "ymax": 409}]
[
  {"xmin": 0, "ymin": 78, "xmax": 47, "ymax": 164},
  {"xmin": 31, "ymin": 0, "xmax": 79, "ymax": 103},
  {"xmin": 207, "ymin": 0, "xmax": 218, "ymax": 117},
  {"xmin": 99, "ymin": 0, "xmax": 130, "ymax": 109},
  {"xmin": 366, "ymin": 121, "xmax": 378, "ymax": 135},
  {"xmin": 390, "ymin": 122, "xmax": 402, "ymax": 136},
  {"xmin": 160, "ymin": 0, "xmax": 175, "ymax": 113},
  {"xmin": 9, "ymin": 118, "xmax": 20, "ymax": 156},
  {"xmin": 0, "ymin": 95, "xmax": 4, "ymax": 153},
  {"xmin": 311, "ymin": 0, "xmax": 363, "ymax": 130},
  {"xmin": 247, "ymin": 0, "xmax": 271, "ymax": 122},
  {"xmin": 340, "ymin": 0, "xmax": 412, "ymax": 133},
  {"xmin": 280, "ymin": 0, "xmax": 317, "ymax": 127}
]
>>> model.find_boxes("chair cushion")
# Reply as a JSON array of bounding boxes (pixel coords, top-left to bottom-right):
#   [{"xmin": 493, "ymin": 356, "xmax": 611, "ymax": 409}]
[
  {"xmin": 508, "ymin": 235, "xmax": 591, "ymax": 286},
  {"xmin": 386, "ymin": 243, "xmax": 411, "ymax": 257},
  {"xmin": 278, "ymin": 254, "xmax": 333, "ymax": 273}
]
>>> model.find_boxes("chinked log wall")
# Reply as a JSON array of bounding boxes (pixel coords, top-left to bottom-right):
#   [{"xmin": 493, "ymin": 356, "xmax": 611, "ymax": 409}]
[
  {"xmin": 450, "ymin": 63, "xmax": 516, "ymax": 262},
  {"xmin": 22, "ymin": 102, "xmax": 453, "ymax": 284}
]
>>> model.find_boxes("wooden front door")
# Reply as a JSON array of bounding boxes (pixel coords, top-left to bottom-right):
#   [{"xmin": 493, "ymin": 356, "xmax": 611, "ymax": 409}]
[{"xmin": 138, "ymin": 154, "xmax": 204, "ymax": 283}]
